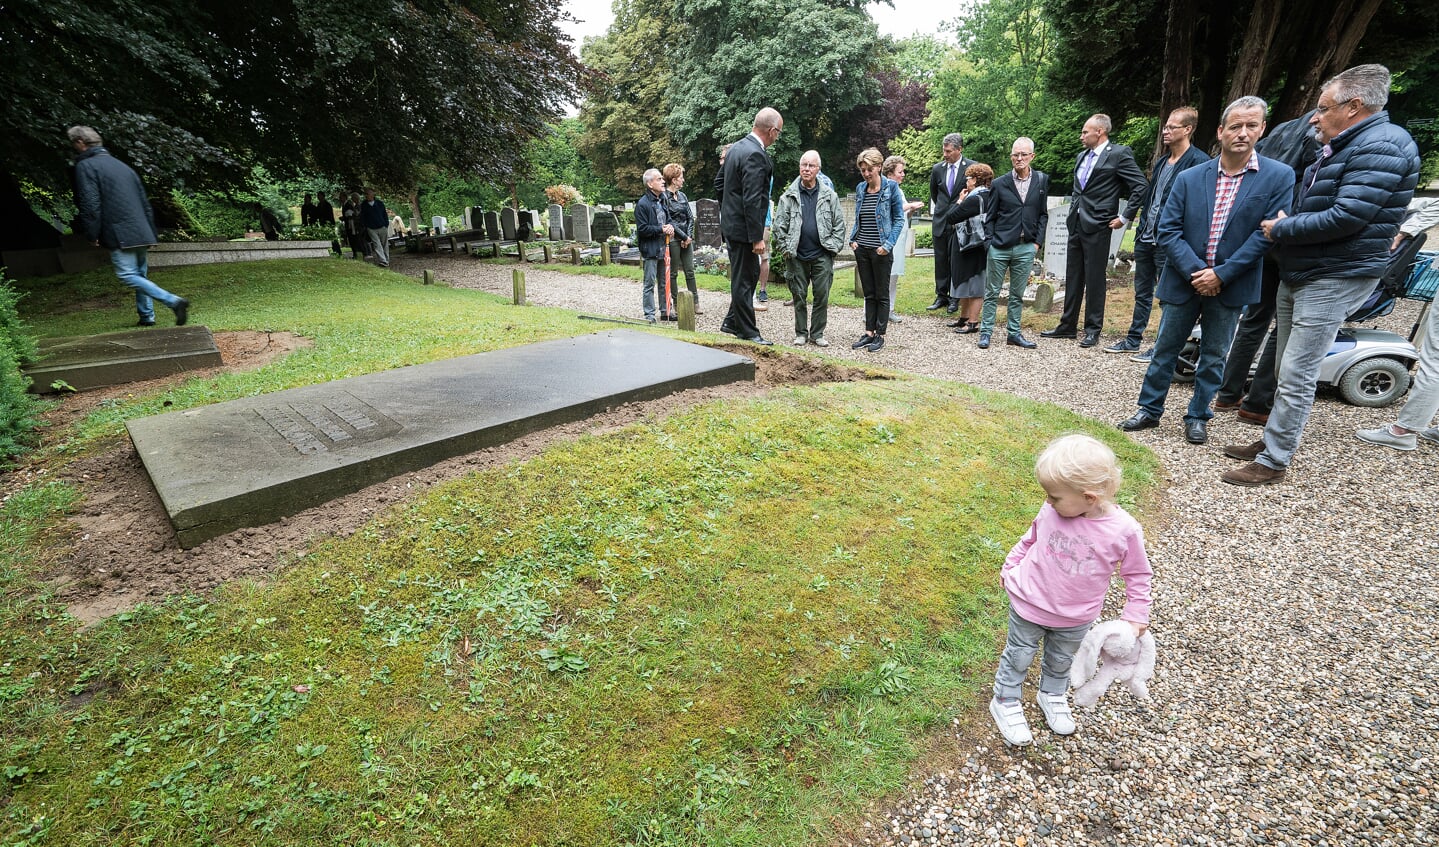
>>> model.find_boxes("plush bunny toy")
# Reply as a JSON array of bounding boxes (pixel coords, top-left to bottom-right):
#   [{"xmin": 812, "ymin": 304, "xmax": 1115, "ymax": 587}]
[{"xmin": 1069, "ymin": 620, "xmax": 1156, "ymax": 708}]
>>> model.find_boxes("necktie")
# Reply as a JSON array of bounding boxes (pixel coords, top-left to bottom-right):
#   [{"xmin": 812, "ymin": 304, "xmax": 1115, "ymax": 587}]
[
  {"xmin": 946, "ymin": 163, "xmax": 955, "ymax": 194},
  {"xmin": 1078, "ymin": 150, "xmax": 1097, "ymax": 189}
]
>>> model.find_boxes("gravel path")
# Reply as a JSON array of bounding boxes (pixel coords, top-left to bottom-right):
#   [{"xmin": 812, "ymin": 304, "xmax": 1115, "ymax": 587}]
[{"xmin": 398, "ymin": 254, "xmax": 1437, "ymax": 846}]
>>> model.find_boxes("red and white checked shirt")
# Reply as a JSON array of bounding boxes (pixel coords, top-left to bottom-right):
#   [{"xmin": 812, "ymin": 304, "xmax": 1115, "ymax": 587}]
[{"xmin": 1206, "ymin": 151, "xmax": 1259, "ymax": 267}]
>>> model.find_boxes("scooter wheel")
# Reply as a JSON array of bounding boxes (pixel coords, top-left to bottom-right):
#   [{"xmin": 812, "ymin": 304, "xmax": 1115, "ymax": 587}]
[{"xmin": 1337, "ymin": 357, "xmax": 1411, "ymax": 407}]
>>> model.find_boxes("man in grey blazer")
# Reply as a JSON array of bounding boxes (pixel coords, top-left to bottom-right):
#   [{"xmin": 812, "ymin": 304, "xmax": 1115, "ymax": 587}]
[
  {"xmin": 1042, "ymin": 114, "xmax": 1147, "ymax": 347},
  {"xmin": 976, "ymin": 137, "xmax": 1048, "ymax": 349}
]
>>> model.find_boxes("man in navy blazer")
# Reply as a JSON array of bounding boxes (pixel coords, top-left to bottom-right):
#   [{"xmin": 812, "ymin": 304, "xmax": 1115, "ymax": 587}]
[
  {"xmin": 1042, "ymin": 114, "xmax": 1148, "ymax": 347},
  {"xmin": 1117, "ymin": 96, "xmax": 1295, "ymax": 445},
  {"xmin": 718, "ymin": 107, "xmax": 782, "ymax": 345}
]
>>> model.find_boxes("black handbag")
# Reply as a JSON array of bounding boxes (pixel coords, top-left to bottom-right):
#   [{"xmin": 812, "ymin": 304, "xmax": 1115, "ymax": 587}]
[{"xmin": 953, "ymin": 190, "xmax": 990, "ymax": 252}]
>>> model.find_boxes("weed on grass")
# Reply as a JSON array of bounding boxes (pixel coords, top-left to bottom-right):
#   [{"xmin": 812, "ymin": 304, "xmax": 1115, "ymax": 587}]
[{"xmin": 0, "ymin": 377, "xmax": 1157, "ymax": 846}]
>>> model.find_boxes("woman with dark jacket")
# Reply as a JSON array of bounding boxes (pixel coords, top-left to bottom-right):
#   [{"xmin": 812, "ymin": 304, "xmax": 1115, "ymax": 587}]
[
  {"xmin": 663, "ymin": 163, "xmax": 700, "ymax": 314},
  {"xmin": 947, "ymin": 163, "xmax": 995, "ymax": 334},
  {"xmin": 341, "ymin": 191, "xmax": 366, "ymax": 258}
]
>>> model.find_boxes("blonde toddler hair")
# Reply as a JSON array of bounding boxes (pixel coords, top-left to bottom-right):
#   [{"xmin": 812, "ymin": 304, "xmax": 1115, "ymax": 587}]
[{"xmin": 1035, "ymin": 434, "xmax": 1122, "ymax": 500}]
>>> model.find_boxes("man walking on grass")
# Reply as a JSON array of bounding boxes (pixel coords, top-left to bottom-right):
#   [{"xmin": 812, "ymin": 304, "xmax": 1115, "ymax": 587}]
[{"xmin": 69, "ymin": 125, "xmax": 189, "ymax": 328}]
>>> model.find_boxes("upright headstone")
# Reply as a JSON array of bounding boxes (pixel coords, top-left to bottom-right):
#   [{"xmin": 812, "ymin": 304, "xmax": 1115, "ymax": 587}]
[
  {"xmin": 694, "ymin": 199, "xmax": 722, "ymax": 248},
  {"xmin": 571, "ymin": 204, "xmax": 592, "ymax": 243},
  {"xmin": 500, "ymin": 207, "xmax": 518, "ymax": 241},
  {"xmin": 525, "ymin": 210, "xmax": 542, "ymax": 234},
  {"xmin": 483, "ymin": 211, "xmax": 501, "ymax": 242},
  {"xmin": 1044, "ymin": 203, "xmax": 1071, "ymax": 279},
  {"xmin": 623, "ymin": 202, "xmax": 635, "ymax": 213},
  {"xmin": 591, "ymin": 210, "xmax": 620, "ymax": 243},
  {"xmin": 463, "ymin": 206, "xmax": 479, "ymax": 231},
  {"xmin": 431, "ymin": 216, "xmax": 448, "ymax": 235},
  {"xmin": 548, "ymin": 204, "xmax": 565, "ymax": 241}
]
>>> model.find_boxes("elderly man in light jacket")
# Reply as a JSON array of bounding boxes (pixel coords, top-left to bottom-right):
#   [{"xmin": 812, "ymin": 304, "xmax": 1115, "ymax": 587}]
[{"xmin": 773, "ymin": 150, "xmax": 847, "ymax": 347}]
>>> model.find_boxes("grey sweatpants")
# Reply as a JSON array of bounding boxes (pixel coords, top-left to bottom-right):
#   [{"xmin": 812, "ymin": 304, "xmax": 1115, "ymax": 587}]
[{"xmin": 993, "ymin": 606, "xmax": 1091, "ymax": 699}]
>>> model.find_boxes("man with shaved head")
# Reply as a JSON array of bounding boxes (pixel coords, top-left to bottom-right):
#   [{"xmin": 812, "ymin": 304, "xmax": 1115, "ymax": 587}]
[{"xmin": 718, "ymin": 107, "xmax": 783, "ymax": 345}]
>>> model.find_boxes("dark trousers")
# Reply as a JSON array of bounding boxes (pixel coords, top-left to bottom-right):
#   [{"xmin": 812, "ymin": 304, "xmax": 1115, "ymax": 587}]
[
  {"xmin": 1217, "ymin": 257, "xmax": 1281, "ymax": 413},
  {"xmin": 855, "ymin": 246, "xmax": 894, "ymax": 334},
  {"xmin": 723, "ymin": 239, "xmax": 761, "ymax": 339},
  {"xmin": 933, "ymin": 227, "xmax": 954, "ymax": 302},
  {"xmin": 1060, "ymin": 227, "xmax": 1111, "ymax": 333},
  {"xmin": 1126, "ymin": 239, "xmax": 1162, "ymax": 343}
]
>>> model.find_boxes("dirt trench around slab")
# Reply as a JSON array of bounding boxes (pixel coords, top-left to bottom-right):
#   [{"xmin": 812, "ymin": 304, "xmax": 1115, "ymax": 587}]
[{"xmin": 21, "ymin": 343, "xmax": 873, "ymax": 625}]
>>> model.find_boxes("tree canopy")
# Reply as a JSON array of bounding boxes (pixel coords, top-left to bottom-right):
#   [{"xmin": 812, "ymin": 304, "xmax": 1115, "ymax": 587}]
[{"xmin": 2, "ymin": 0, "xmax": 586, "ymax": 202}]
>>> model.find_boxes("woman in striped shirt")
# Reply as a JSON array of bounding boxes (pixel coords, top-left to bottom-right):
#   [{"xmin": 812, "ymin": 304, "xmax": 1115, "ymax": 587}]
[{"xmin": 848, "ymin": 147, "xmax": 906, "ymax": 352}]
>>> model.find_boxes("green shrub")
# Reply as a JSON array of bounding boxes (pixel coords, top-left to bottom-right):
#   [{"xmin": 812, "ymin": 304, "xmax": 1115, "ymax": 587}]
[
  {"xmin": 914, "ymin": 225, "xmax": 934, "ymax": 249},
  {"xmin": 0, "ymin": 273, "xmax": 43, "ymax": 461}
]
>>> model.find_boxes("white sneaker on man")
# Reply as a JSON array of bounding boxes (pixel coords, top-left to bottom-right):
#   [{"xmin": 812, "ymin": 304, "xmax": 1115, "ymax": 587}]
[
  {"xmin": 811, "ymin": 336, "xmax": 829, "ymax": 347},
  {"xmin": 989, "ymin": 697, "xmax": 1033, "ymax": 746},
  {"xmin": 1417, "ymin": 427, "xmax": 1439, "ymax": 445},
  {"xmin": 792, "ymin": 335, "xmax": 806, "ymax": 346},
  {"xmin": 1355, "ymin": 424, "xmax": 1417, "ymax": 451},
  {"xmin": 1037, "ymin": 692, "xmax": 1076, "ymax": 735}
]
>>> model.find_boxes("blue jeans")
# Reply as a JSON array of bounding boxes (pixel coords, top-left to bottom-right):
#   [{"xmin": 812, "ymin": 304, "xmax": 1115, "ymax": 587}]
[
  {"xmin": 1136, "ymin": 294, "xmax": 1242, "ymax": 421},
  {"xmin": 110, "ymin": 247, "xmax": 181, "ymax": 322},
  {"xmin": 1258, "ymin": 277, "xmax": 1378, "ymax": 470},
  {"xmin": 1125, "ymin": 239, "xmax": 1164, "ymax": 344},
  {"xmin": 642, "ymin": 257, "xmax": 660, "ymax": 319},
  {"xmin": 981, "ymin": 243, "xmax": 1036, "ymax": 336}
]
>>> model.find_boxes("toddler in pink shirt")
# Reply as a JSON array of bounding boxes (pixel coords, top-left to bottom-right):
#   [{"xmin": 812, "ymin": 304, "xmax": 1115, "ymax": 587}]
[{"xmin": 989, "ymin": 434, "xmax": 1152, "ymax": 746}]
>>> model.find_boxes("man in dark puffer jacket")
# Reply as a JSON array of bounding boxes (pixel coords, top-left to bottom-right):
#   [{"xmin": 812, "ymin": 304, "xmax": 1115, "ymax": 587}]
[{"xmin": 1221, "ymin": 65, "xmax": 1420, "ymax": 486}]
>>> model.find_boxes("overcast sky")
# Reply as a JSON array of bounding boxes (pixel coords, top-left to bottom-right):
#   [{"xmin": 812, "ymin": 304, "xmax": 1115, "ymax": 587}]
[{"xmin": 560, "ymin": 0, "xmax": 960, "ymax": 55}]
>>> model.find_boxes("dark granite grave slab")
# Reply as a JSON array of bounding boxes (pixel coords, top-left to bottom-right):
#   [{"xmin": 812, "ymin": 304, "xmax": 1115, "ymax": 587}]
[
  {"xmin": 128, "ymin": 331, "xmax": 755, "ymax": 547},
  {"xmin": 24, "ymin": 326, "xmax": 222, "ymax": 393}
]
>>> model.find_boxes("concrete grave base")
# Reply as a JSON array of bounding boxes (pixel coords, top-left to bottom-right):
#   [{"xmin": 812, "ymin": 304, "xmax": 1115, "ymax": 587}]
[
  {"xmin": 128, "ymin": 331, "xmax": 756, "ymax": 547},
  {"xmin": 24, "ymin": 326, "xmax": 223, "ymax": 393}
]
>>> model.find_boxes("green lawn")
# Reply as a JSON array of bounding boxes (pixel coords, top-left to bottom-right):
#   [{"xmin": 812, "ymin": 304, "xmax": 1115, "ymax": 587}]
[{"xmin": 2, "ymin": 260, "xmax": 1157, "ymax": 846}]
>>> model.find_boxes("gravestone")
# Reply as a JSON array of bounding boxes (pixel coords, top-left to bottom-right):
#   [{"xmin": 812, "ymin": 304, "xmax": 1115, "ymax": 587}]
[
  {"xmin": 591, "ymin": 210, "xmax": 621, "ymax": 243},
  {"xmin": 500, "ymin": 207, "xmax": 518, "ymax": 241},
  {"xmin": 571, "ymin": 204, "xmax": 592, "ymax": 243},
  {"xmin": 431, "ymin": 216, "xmax": 448, "ymax": 235},
  {"xmin": 1044, "ymin": 203, "xmax": 1071, "ymax": 279},
  {"xmin": 548, "ymin": 204, "xmax": 565, "ymax": 240},
  {"xmin": 127, "ymin": 331, "xmax": 756, "ymax": 548},
  {"xmin": 694, "ymin": 199, "xmax": 721, "ymax": 248},
  {"xmin": 483, "ymin": 211, "xmax": 501, "ymax": 242},
  {"xmin": 463, "ymin": 206, "xmax": 480, "ymax": 231},
  {"xmin": 525, "ymin": 210, "xmax": 542, "ymax": 235},
  {"xmin": 23, "ymin": 326, "xmax": 222, "ymax": 393}
]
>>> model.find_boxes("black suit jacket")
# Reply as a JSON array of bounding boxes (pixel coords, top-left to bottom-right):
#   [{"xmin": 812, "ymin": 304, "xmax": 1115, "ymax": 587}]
[
  {"xmin": 929, "ymin": 156, "xmax": 975, "ymax": 237},
  {"xmin": 986, "ymin": 170, "xmax": 1050, "ymax": 248},
  {"xmin": 719, "ymin": 133, "xmax": 772, "ymax": 244},
  {"xmin": 1067, "ymin": 143, "xmax": 1148, "ymax": 236}
]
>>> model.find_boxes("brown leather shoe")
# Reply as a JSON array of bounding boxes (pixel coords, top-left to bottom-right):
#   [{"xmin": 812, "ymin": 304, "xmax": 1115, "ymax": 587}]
[
  {"xmin": 1213, "ymin": 397, "xmax": 1242, "ymax": 412},
  {"xmin": 1220, "ymin": 461, "xmax": 1286, "ymax": 486},
  {"xmin": 1223, "ymin": 440, "xmax": 1266, "ymax": 461},
  {"xmin": 1236, "ymin": 408, "xmax": 1269, "ymax": 426}
]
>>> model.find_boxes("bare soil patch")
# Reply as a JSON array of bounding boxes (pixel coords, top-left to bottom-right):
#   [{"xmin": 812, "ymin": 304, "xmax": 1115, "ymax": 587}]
[{"xmin": 20, "ymin": 345, "xmax": 874, "ymax": 625}]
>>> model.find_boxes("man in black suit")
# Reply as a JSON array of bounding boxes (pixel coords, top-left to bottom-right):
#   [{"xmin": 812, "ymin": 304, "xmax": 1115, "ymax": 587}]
[
  {"xmin": 977, "ymin": 136, "xmax": 1049, "ymax": 350},
  {"xmin": 1042, "ymin": 114, "xmax": 1148, "ymax": 347},
  {"xmin": 928, "ymin": 132, "xmax": 974, "ymax": 313},
  {"xmin": 719, "ymin": 107, "xmax": 782, "ymax": 345}
]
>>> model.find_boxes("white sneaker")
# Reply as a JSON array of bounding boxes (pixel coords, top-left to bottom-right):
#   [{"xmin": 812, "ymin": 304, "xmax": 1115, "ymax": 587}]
[
  {"xmin": 1355, "ymin": 424, "xmax": 1417, "ymax": 451},
  {"xmin": 989, "ymin": 697, "xmax": 1033, "ymax": 746},
  {"xmin": 792, "ymin": 335, "xmax": 806, "ymax": 346},
  {"xmin": 1418, "ymin": 427, "xmax": 1439, "ymax": 445},
  {"xmin": 812, "ymin": 336, "xmax": 829, "ymax": 347},
  {"xmin": 1037, "ymin": 692, "xmax": 1076, "ymax": 735},
  {"xmin": 753, "ymin": 298, "xmax": 768, "ymax": 311}
]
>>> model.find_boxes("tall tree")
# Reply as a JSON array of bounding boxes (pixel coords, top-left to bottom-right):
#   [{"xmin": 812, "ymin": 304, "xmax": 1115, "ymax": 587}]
[{"xmin": 667, "ymin": 0, "xmax": 883, "ymax": 193}]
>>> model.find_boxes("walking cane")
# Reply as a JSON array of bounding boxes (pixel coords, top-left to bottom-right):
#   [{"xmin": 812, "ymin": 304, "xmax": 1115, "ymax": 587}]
[{"xmin": 663, "ymin": 232, "xmax": 674, "ymax": 317}]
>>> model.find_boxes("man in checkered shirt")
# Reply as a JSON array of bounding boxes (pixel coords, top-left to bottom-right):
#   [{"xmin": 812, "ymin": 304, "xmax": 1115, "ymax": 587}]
[{"xmin": 1117, "ymin": 96, "xmax": 1295, "ymax": 448}]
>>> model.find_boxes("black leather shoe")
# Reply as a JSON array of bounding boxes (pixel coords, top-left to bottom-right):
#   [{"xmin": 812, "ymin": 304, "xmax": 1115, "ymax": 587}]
[
  {"xmin": 1040, "ymin": 327, "xmax": 1076, "ymax": 339},
  {"xmin": 1118, "ymin": 411, "xmax": 1161, "ymax": 432},
  {"xmin": 136, "ymin": 319, "xmax": 156, "ymax": 327},
  {"xmin": 744, "ymin": 335, "xmax": 774, "ymax": 346},
  {"xmin": 1007, "ymin": 333, "xmax": 1037, "ymax": 349},
  {"xmin": 953, "ymin": 322, "xmax": 979, "ymax": 334},
  {"xmin": 172, "ymin": 298, "xmax": 190, "ymax": 327},
  {"xmin": 1184, "ymin": 418, "xmax": 1209, "ymax": 444},
  {"xmin": 946, "ymin": 303, "xmax": 960, "ymax": 314},
  {"xmin": 1079, "ymin": 331, "xmax": 1100, "ymax": 348},
  {"xmin": 719, "ymin": 322, "xmax": 739, "ymax": 337},
  {"xmin": 946, "ymin": 319, "xmax": 965, "ymax": 328},
  {"xmin": 926, "ymin": 298, "xmax": 947, "ymax": 311}
]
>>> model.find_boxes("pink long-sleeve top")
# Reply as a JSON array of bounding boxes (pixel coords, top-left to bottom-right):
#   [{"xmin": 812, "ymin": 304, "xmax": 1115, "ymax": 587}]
[{"xmin": 1001, "ymin": 503, "xmax": 1153, "ymax": 628}]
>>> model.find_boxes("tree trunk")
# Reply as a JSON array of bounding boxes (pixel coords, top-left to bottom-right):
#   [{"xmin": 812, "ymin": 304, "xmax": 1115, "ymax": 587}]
[
  {"xmin": 1193, "ymin": 0, "xmax": 1237, "ymax": 152},
  {"xmin": 408, "ymin": 187, "xmax": 422, "ymax": 233},
  {"xmin": 1272, "ymin": 0, "xmax": 1384, "ymax": 121},
  {"xmin": 1155, "ymin": 0, "xmax": 1198, "ymax": 165},
  {"xmin": 1225, "ymin": 0, "xmax": 1285, "ymax": 105}
]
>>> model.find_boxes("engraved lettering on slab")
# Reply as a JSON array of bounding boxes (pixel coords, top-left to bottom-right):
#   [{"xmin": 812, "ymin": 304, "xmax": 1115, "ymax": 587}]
[{"xmin": 253, "ymin": 392, "xmax": 400, "ymax": 454}]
